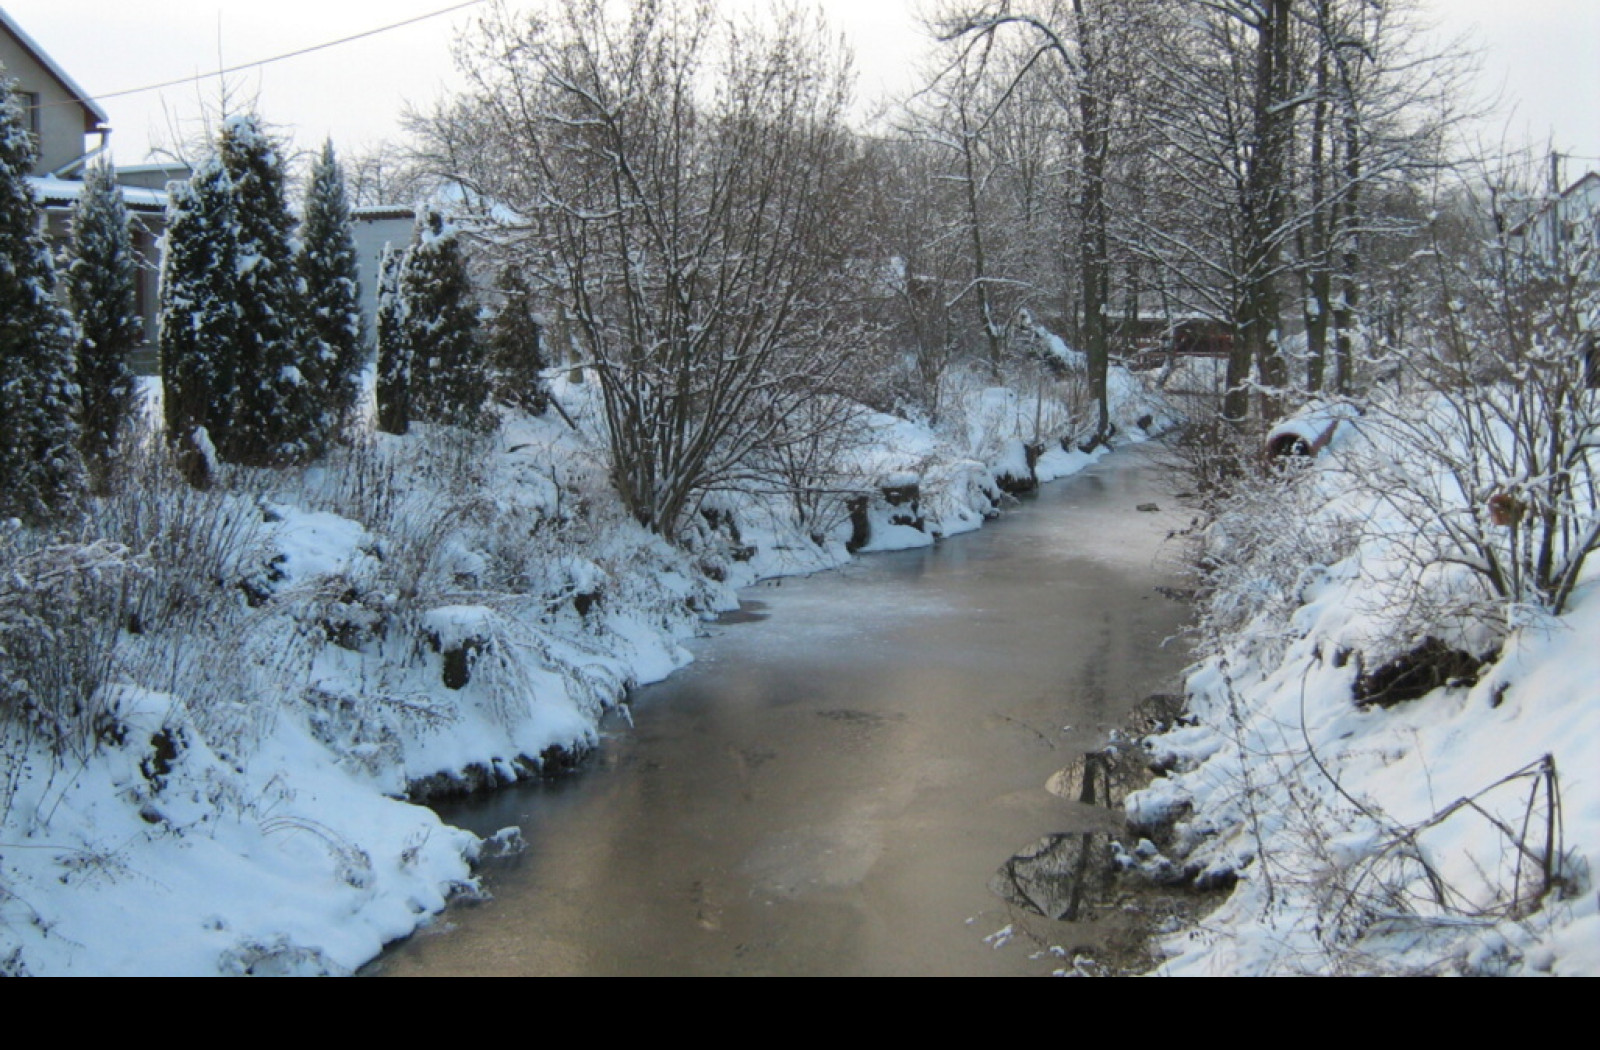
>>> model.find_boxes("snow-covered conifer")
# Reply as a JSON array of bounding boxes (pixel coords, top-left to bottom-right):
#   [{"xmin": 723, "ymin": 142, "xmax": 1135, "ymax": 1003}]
[
  {"xmin": 159, "ymin": 156, "xmax": 236, "ymax": 487},
  {"xmin": 375, "ymin": 242, "xmax": 411, "ymax": 435},
  {"xmin": 403, "ymin": 208, "xmax": 488, "ymax": 427},
  {"xmin": 217, "ymin": 115, "xmax": 317, "ymax": 464},
  {"xmin": 0, "ymin": 81, "xmax": 84, "ymax": 521},
  {"xmin": 68, "ymin": 159, "xmax": 141, "ymax": 484},
  {"xmin": 487, "ymin": 264, "xmax": 549, "ymax": 416},
  {"xmin": 297, "ymin": 140, "xmax": 365, "ymax": 440}
]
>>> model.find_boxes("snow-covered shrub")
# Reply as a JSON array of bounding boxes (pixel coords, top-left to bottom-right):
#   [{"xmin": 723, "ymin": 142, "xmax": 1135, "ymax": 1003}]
[
  {"xmin": 738, "ymin": 395, "xmax": 877, "ymax": 545},
  {"xmin": 89, "ymin": 437, "xmax": 269, "ymax": 635},
  {"xmin": 1324, "ymin": 183, "xmax": 1600, "ymax": 643},
  {"xmin": 1156, "ymin": 399, "xmax": 1263, "ymax": 511},
  {"xmin": 1191, "ymin": 454, "xmax": 1362, "ymax": 669},
  {"xmin": 303, "ymin": 427, "xmax": 489, "ymax": 605},
  {"xmin": 0, "ymin": 526, "xmax": 142, "ymax": 768},
  {"xmin": 1353, "ymin": 384, "xmax": 1599, "ymax": 635}
]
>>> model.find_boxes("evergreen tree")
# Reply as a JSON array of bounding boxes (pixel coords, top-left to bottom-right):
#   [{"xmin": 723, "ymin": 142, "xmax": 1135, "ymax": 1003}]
[
  {"xmin": 487, "ymin": 264, "xmax": 550, "ymax": 416},
  {"xmin": 297, "ymin": 139, "xmax": 365, "ymax": 440},
  {"xmin": 403, "ymin": 208, "xmax": 488, "ymax": 427},
  {"xmin": 374, "ymin": 242, "xmax": 411, "ymax": 435},
  {"xmin": 159, "ymin": 156, "xmax": 236, "ymax": 488},
  {"xmin": 216, "ymin": 115, "xmax": 317, "ymax": 464},
  {"xmin": 0, "ymin": 81, "xmax": 83, "ymax": 521},
  {"xmin": 68, "ymin": 159, "xmax": 141, "ymax": 485}
]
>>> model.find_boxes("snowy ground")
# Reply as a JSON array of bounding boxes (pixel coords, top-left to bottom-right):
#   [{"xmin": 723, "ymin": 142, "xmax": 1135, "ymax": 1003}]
[
  {"xmin": 0, "ymin": 357, "xmax": 1164, "ymax": 975},
  {"xmin": 1128, "ymin": 400, "xmax": 1600, "ymax": 976}
]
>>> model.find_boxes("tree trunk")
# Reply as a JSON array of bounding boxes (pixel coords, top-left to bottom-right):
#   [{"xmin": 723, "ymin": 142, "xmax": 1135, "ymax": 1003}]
[
  {"xmin": 1332, "ymin": 110, "xmax": 1361, "ymax": 394},
  {"xmin": 1302, "ymin": 45, "xmax": 1332, "ymax": 393},
  {"xmin": 1236, "ymin": 0, "xmax": 1294, "ymax": 422},
  {"xmin": 1075, "ymin": 0, "xmax": 1112, "ymax": 442}
]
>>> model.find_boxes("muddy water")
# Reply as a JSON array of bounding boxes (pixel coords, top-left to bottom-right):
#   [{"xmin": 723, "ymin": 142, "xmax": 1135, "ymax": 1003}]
[{"xmin": 373, "ymin": 445, "xmax": 1193, "ymax": 976}]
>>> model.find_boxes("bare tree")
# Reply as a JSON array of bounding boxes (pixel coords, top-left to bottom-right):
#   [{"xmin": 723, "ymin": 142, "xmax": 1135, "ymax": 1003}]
[
  {"xmin": 904, "ymin": 32, "xmax": 1023, "ymax": 381},
  {"xmin": 1292, "ymin": 0, "xmax": 1466, "ymax": 394},
  {"xmin": 928, "ymin": 0, "xmax": 1169, "ymax": 444},
  {"xmin": 430, "ymin": 0, "xmax": 867, "ymax": 539}
]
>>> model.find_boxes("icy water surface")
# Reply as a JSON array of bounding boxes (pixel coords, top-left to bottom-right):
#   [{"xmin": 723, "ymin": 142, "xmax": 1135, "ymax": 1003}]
[{"xmin": 373, "ymin": 444, "xmax": 1194, "ymax": 976}]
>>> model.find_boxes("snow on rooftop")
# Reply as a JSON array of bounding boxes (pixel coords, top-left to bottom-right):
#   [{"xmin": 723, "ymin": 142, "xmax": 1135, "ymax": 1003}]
[{"xmin": 30, "ymin": 175, "xmax": 169, "ymax": 211}]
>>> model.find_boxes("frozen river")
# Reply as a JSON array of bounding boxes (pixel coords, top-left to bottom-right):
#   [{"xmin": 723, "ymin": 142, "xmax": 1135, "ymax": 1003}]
[{"xmin": 373, "ymin": 444, "xmax": 1194, "ymax": 976}]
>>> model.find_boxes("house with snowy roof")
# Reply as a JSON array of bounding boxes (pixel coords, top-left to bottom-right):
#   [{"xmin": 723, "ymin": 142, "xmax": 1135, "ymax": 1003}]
[
  {"xmin": 1506, "ymin": 170, "xmax": 1600, "ymax": 264},
  {"xmin": 1505, "ymin": 170, "xmax": 1600, "ymax": 388},
  {"xmin": 1, "ymin": 6, "xmax": 186, "ymax": 355}
]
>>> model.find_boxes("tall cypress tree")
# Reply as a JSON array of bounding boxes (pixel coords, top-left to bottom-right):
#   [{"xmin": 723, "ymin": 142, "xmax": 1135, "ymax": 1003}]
[
  {"xmin": 404, "ymin": 208, "xmax": 487, "ymax": 427},
  {"xmin": 159, "ymin": 156, "xmax": 236, "ymax": 488},
  {"xmin": 487, "ymin": 263, "xmax": 550, "ymax": 416},
  {"xmin": 68, "ymin": 159, "xmax": 141, "ymax": 486},
  {"xmin": 0, "ymin": 81, "xmax": 83, "ymax": 521},
  {"xmin": 216, "ymin": 115, "xmax": 316, "ymax": 465},
  {"xmin": 297, "ymin": 139, "xmax": 365, "ymax": 442},
  {"xmin": 374, "ymin": 242, "xmax": 410, "ymax": 435}
]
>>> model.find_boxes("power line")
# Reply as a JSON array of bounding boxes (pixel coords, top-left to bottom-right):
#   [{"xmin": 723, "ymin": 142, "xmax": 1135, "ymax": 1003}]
[{"xmin": 90, "ymin": 0, "xmax": 486, "ymax": 104}]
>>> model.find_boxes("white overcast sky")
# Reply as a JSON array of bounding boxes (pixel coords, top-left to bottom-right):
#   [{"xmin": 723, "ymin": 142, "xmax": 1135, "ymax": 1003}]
[{"xmin": 5, "ymin": 0, "xmax": 1598, "ymax": 178}]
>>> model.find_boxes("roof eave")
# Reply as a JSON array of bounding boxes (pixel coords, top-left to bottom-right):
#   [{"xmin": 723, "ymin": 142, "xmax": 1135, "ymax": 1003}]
[{"xmin": 0, "ymin": 8, "xmax": 111, "ymax": 128}]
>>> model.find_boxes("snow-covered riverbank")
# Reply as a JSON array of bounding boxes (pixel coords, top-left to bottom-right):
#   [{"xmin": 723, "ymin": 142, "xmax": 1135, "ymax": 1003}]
[
  {"xmin": 0, "ymin": 364, "xmax": 1165, "ymax": 975},
  {"xmin": 1128, "ymin": 405, "xmax": 1600, "ymax": 976}
]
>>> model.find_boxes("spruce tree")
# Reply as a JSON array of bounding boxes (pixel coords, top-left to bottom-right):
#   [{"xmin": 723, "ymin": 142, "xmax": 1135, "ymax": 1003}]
[
  {"xmin": 68, "ymin": 159, "xmax": 141, "ymax": 486},
  {"xmin": 374, "ymin": 242, "xmax": 411, "ymax": 435},
  {"xmin": 159, "ymin": 156, "xmax": 236, "ymax": 488},
  {"xmin": 487, "ymin": 264, "xmax": 550, "ymax": 416},
  {"xmin": 0, "ymin": 81, "xmax": 83, "ymax": 522},
  {"xmin": 297, "ymin": 140, "xmax": 365, "ymax": 441},
  {"xmin": 403, "ymin": 208, "xmax": 488, "ymax": 427},
  {"xmin": 216, "ymin": 115, "xmax": 316, "ymax": 464}
]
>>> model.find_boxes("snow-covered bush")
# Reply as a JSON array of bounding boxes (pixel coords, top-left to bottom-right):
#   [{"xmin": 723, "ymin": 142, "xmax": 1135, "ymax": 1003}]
[
  {"xmin": 1192, "ymin": 454, "xmax": 1362, "ymax": 669},
  {"xmin": 0, "ymin": 526, "xmax": 141, "ymax": 770},
  {"xmin": 1150, "ymin": 357, "xmax": 1262, "ymax": 510},
  {"xmin": 1134, "ymin": 404, "xmax": 1592, "ymax": 972},
  {"xmin": 1406, "ymin": 166, "xmax": 1595, "ymax": 623},
  {"xmin": 738, "ymin": 395, "xmax": 877, "ymax": 545}
]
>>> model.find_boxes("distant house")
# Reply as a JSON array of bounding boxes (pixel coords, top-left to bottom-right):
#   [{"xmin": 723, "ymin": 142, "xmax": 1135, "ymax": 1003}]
[
  {"xmin": 1117, "ymin": 312, "xmax": 1233, "ymax": 369},
  {"xmin": 1506, "ymin": 171, "xmax": 1600, "ymax": 388},
  {"xmin": 1507, "ymin": 170, "xmax": 1600, "ymax": 264},
  {"xmin": 1, "ymin": 7, "xmax": 187, "ymax": 355},
  {"xmin": 351, "ymin": 205, "xmax": 416, "ymax": 348}
]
